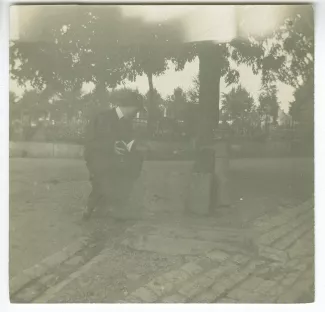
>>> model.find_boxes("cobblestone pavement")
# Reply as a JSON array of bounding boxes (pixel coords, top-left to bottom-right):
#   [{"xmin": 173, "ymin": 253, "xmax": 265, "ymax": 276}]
[
  {"xmin": 117, "ymin": 199, "xmax": 314, "ymax": 303},
  {"xmin": 11, "ymin": 198, "xmax": 313, "ymax": 304}
]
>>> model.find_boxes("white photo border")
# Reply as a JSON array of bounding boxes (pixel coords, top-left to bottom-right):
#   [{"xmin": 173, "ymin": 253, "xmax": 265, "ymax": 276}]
[{"xmin": 1, "ymin": 1, "xmax": 324, "ymax": 312}]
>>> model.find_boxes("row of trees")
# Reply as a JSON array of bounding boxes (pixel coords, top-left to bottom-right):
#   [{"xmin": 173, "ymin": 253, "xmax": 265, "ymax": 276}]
[
  {"xmin": 10, "ymin": 79, "xmax": 290, "ymax": 143},
  {"xmin": 10, "ymin": 5, "xmax": 313, "ymax": 143}
]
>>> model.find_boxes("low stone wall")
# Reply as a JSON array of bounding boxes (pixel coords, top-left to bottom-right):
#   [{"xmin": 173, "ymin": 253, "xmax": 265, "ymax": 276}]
[
  {"xmin": 9, "ymin": 141, "xmax": 188, "ymax": 160},
  {"xmin": 9, "ymin": 142, "xmax": 84, "ymax": 159},
  {"xmin": 230, "ymin": 141, "xmax": 291, "ymax": 158},
  {"xmin": 9, "ymin": 140, "xmax": 309, "ymax": 159}
]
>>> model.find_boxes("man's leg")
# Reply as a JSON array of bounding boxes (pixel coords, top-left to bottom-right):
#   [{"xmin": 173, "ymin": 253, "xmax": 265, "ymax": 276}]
[
  {"xmin": 112, "ymin": 176, "xmax": 137, "ymax": 208},
  {"xmin": 112, "ymin": 155, "xmax": 143, "ymax": 209},
  {"xmin": 83, "ymin": 174, "xmax": 106, "ymax": 220},
  {"xmin": 96, "ymin": 155, "xmax": 143, "ymax": 218}
]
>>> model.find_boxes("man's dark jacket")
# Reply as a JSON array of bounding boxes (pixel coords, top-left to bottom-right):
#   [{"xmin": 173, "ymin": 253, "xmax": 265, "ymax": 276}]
[{"xmin": 84, "ymin": 109, "xmax": 143, "ymax": 179}]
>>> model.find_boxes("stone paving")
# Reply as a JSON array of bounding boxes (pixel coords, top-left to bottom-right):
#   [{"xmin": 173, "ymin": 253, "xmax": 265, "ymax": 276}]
[
  {"xmin": 10, "ymin": 197, "xmax": 314, "ymax": 303},
  {"xmin": 119, "ymin": 198, "xmax": 314, "ymax": 303}
]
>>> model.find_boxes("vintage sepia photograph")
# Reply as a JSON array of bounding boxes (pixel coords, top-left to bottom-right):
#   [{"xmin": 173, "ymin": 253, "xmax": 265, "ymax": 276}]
[{"xmin": 8, "ymin": 3, "xmax": 314, "ymax": 304}]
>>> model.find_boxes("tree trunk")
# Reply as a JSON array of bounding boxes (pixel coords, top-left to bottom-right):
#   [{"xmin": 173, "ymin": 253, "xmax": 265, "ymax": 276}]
[
  {"xmin": 146, "ymin": 71, "xmax": 156, "ymax": 136},
  {"xmin": 95, "ymin": 83, "xmax": 108, "ymax": 107},
  {"xmin": 197, "ymin": 43, "xmax": 223, "ymax": 146},
  {"xmin": 265, "ymin": 115, "xmax": 270, "ymax": 135}
]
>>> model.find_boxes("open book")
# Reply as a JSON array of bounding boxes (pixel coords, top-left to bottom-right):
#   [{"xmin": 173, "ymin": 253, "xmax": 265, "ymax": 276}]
[
  {"xmin": 124, "ymin": 140, "xmax": 135, "ymax": 152},
  {"xmin": 116, "ymin": 140, "xmax": 135, "ymax": 152}
]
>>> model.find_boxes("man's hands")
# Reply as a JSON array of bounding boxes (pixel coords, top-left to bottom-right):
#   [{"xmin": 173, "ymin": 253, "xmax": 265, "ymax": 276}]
[{"xmin": 114, "ymin": 141, "xmax": 129, "ymax": 156}]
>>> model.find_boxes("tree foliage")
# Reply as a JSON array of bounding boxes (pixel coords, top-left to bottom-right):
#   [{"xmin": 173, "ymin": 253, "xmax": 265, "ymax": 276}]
[
  {"xmin": 11, "ymin": 7, "xmax": 182, "ymax": 90},
  {"xmin": 109, "ymin": 88, "xmax": 144, "ymax": 109},
  {"xmin": 230, "ymin": 6, "xmax": 313, "ymax": 89},
  {"xmin": 10, "ymin": 6, "xmax": 184, "ymax": 137},
  {"xmin": 289, "ymin": 79, "xmax": 313, "ymax": 133},
  {"xmin": 165, "ymin": 87, "xmax": 189, "ymax": 120},
  {"xmin": 221, "ymin": 85, "xmax": 255, "ymax": 127},
  {"xmin": 10, "ymin": 7, "xmax": 125, "ymax": 92},
  {"xmin": 258, "ymin": 84, "xmax": 280, "ymax": 126},
  {"xmin": 187, "ymin": 75, "xmax": 200, "ymax": 105},
  {"xmin": 17, "ymin": 90, "xmax": 48, "ymax": 123},
  {"xmin": 9, "ymin": 91, "xmax": 19, "ymax": 119},
  {"xmin": 144, "ymin": 89, "xmax": 163, "ymax": 109}
]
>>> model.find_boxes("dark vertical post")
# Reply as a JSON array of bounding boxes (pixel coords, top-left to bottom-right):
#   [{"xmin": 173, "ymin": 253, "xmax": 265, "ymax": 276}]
[
  {"xmin": 187, "ymin": 42, "xmax": 230, "ymax": 215},
  {"xmin": 146, "ymin": 71, "xmax": 156, "ymax": 137},
  {"xmin": 197, "ymin": 42, "xmax": 222, "ymax": 145}
]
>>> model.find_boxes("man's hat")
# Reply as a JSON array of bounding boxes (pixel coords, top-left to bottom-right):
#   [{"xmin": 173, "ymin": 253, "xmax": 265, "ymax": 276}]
[
  {"xmin": 110, "ymin": 89, "xmax": 147, "ymax": 113},
  {"xmin": 119, "ymin": 99, "xmax": 147, "ymax": 113}
]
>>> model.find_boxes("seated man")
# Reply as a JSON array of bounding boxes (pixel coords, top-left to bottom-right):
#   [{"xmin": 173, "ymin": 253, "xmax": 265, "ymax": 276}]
[{"xmin": 82, "ymin": 92, "xmax": 145, "ymax": 220}]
